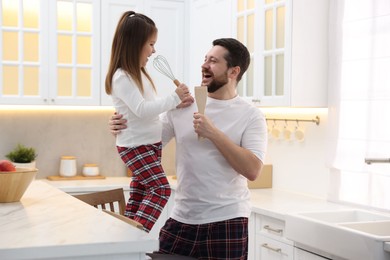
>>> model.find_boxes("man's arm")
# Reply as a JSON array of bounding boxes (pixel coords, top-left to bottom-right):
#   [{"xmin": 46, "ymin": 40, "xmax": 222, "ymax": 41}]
[{"xmin": 193, "ymin": 112, "xmax": 266, "ymax": 181}]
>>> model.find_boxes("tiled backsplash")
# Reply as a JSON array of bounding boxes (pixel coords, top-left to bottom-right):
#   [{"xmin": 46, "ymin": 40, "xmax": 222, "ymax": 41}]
[{"xmin": 0, "ymin": 108, "xmax": 176, "ymax": 179}]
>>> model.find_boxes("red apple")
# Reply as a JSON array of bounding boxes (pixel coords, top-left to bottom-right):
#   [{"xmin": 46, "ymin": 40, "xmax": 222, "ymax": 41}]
[{"xmin": 0, "ymin": 160, "xmax": 16, "ymax": 172}]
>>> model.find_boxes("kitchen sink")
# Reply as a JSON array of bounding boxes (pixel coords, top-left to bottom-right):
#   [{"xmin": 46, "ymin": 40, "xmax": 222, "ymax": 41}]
[
  {"xmin": 298, "ymin": 209, "xmax": 390, "ymax": 223},
  {"xmin": 340, "ymin": 220, "xmax": 390, "ymax": 236},
  {"xmin": 285, "ymin": 209, "xmax": 390, "ymax": 260}
]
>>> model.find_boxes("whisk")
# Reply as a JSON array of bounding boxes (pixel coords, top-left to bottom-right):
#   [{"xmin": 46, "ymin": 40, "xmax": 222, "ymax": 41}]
[{"xmin": 153, "ymin": 55, "xmax": 180, "ymax": 87}]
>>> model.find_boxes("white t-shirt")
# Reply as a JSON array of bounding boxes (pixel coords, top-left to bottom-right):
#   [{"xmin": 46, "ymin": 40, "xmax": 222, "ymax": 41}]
[
  {"xmin": 111, "ymin": 69, "xmax": 181, "ymax": 147},
  {"xmin": 161, "ymin": 95, "xmax": 267, "ymax": 224}
]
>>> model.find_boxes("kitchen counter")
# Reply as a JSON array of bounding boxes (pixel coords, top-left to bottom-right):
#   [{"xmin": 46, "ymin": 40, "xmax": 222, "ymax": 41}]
[
  {"xmin": 44, "ymin": 176, "xmax": 347, "ymax": 218},
  {"xmin": 0, "ymin": 180, "xmax": 158, "ymax": 260},
  {"xmin": 42, "ymin": 176, "xmax": 133, "ymax": 193}
]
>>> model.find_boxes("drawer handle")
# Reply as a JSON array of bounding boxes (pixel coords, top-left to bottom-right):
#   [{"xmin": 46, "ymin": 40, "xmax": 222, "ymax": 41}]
[
  {"xmin": 263, "ymin": 225, "xmax": 283, "ymax": 234},
  {"xmin": 261, "ymin": 243, "xmax": 282, "ymax": 253}
]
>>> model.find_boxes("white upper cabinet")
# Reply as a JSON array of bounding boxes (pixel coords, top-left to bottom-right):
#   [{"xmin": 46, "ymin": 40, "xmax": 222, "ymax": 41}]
[
  {"xmin": 187, "ymin": 0, "xmax": 233, "ymax": 88},
  {"xmin": 235, "ymin": 0, "xmax": 328, "ymax": 107},
  {"xmin": 1, "ymin": 0, "xmax": 186, "ymax": 106},
  {"xmin": 100, "ymin": 0, "xmax": 187, "ymax": 106},
  {"xmin": 0, "ymin": 0, "xmax": 100, "ymax": 105}
]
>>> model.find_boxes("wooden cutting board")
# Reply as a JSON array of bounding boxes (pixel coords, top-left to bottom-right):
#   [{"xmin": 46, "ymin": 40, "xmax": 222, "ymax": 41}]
[{"xmin": 47, "ymin": 175, "xmax": 106, "ymax": 181}]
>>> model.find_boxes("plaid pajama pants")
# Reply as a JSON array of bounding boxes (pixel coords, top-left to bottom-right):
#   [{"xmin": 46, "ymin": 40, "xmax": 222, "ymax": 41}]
[
  {"xmin": 117, "ymin": 142, "xmax": 171, "ymax": 232},
  {"xmin": 158, "ymin": 217, "xmax": 248, "ymax": 260}
]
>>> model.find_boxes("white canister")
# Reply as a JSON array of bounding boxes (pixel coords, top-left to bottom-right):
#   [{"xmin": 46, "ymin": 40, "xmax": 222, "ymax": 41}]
[
  {"xmin": 82, "ymin": 164, "xmax": 99, "ymax": 177},
  {"xmin": 59, "ymin": 156, "xmax": 77, "ymax": 177}
]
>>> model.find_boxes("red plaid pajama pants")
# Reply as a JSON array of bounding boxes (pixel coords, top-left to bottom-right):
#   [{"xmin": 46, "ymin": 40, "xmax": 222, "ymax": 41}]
[
  {"xmin": 117, "ymin": 142, "xmax": 171, "ymax": 232},
  {"xmin": 158, "ymin": 217, "xmax": 248, "ymax": 259}
]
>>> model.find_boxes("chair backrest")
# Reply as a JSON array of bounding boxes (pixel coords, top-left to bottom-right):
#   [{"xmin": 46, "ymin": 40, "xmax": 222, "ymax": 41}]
[{"xmin": 73, "ymin": 188, "xmax": 126, "ymax": 215}]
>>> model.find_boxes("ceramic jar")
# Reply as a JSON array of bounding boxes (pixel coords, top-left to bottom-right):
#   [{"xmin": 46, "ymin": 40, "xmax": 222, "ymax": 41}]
[{"xmin": 59, "ymin": 156, "xmax": 77, "ymax": 177}]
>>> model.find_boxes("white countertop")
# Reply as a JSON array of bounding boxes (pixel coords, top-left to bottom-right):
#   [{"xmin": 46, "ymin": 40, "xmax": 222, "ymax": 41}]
[
  {"xmin": 42, "ymin": 176, "xmax": 133, "ymax": 193},
  {"xmin": 43, "ymin": 176, "xmax": 348, "ymax": 220},
  {"xmin": 0, "ymin": 180, "xmax": 158, "ymax": 260}
]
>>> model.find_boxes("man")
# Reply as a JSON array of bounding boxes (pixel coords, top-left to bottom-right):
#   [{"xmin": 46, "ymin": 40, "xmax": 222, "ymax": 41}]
[{"xmin": 110, "ymin": 38, "xmax": 267, "ymax": 259}]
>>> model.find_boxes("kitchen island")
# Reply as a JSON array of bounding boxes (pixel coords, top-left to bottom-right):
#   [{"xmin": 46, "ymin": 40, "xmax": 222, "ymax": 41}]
[{"xmin": 0, "ymin": 180, "xmax": 158, "ymax": 260}]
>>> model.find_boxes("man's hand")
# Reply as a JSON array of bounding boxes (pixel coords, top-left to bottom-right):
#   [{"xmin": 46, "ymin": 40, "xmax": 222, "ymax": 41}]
[{"xmin": 109, "ymin": 113, "xmax": 127, "ymax": 136}]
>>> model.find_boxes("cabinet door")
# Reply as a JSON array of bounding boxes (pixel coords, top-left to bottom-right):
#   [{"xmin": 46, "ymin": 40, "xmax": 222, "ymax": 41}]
[
  {"xmin": 144, "ymin": 0, "xmax": 186, "ymax": 96},
  {"xmin": 0, "ymin": 0, "xmax": 101, "ymax": 105},
  {"xmin": 100, "ymin": 0, "xmax": 186, "ymax": 106},
  {"xmin": 48, "ymin": 0, "xmax": 100, "ymax": 105},
  {"xmin": 234, "ymin": 0, "xmax": 328, "ymax": 107},
  {"xmin": 188, "ymin": 0, "xmax": 233, "ymax": 88},
  {"xmin": 0, "ymin": 0, "xmax": 49, "ymax": 105},
  {"xmin": 100, "ymin": 0, "xmax": 141, "ymax": 106}
]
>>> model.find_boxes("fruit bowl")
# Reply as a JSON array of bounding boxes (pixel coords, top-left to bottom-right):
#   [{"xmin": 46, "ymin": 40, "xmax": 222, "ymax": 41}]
[{"xmin": 0, "ymin": 167, "xmax": 38, "ymax": 203}]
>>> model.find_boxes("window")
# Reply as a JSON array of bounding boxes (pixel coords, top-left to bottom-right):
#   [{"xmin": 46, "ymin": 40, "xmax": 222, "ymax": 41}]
[{"xmin": 328, "ymin": 0, "xmax": 390, "ymax": 211}]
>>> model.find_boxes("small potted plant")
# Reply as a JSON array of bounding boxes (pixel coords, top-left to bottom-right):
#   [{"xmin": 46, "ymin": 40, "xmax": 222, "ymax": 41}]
[{"xmin": 6, "ymin": 144, "xmax": 37, "ymax": 169}]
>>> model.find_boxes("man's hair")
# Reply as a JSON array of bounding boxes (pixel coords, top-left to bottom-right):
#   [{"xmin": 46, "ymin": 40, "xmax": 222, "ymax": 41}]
[{"xmin": 212, "ymin": 38, "xmax": 250, "ymax": 82}]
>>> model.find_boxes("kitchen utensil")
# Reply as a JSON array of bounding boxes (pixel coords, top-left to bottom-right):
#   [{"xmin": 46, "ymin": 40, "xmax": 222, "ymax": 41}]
[
  {"xmin": 270, "ymin": 121, "xmax": 283, "ymax": 140},
  {"xmin": 295, "ymin": 127, "xmax": 305, "ymax": 142},
  {"xmin": 294, "ymin": 121, "xmax": 305, "ymax": 142},
  {"xmin": 59, "ymin": 156, "xmax": 77, "ymax": 177},
  {"xmin": 194, "ymin": 86, "xmax": 208, "ymax": 140},
  {"xmin": 282, "ymin": 121, "xmax": 293, "ymax": 141},
  {"xmin": 153, "ymin": 55, "xmax": 180, "ymax": 87}
]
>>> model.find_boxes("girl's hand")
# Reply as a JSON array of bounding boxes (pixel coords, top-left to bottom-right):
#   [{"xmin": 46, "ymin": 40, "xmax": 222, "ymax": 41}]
[
  {"xmin": 175, "ymin": 84, "xmax": 192, "ymax": 101},
  {"xmin": 175, "ymin": 84, "xmax": 194, "ymax": 108}
]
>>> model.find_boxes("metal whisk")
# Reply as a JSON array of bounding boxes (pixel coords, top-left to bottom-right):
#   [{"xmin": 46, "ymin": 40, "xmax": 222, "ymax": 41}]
[{"xmin": 153, "ymin": 55, "xmax": 180, "ymax": 87}]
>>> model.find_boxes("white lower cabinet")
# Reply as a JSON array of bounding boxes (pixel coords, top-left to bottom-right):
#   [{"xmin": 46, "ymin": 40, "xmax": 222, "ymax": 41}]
[{"xmin": 254, "ymin": 213, "xmax": 294, "ymax": 260}]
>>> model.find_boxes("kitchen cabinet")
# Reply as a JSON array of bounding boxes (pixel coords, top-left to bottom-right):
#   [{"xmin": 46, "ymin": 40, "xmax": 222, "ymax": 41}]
[
  {"xmin": 100, "ymin": 0, "xmax": 187, "ymax": 106},
  {"xmin": 254, "ymin": 213, "xmax": 294, "ymax": 259},
  {"xmin": 0, "ymin": 0, "xmax": 186, "ymax": 106},
  {"xmin": 0, "ymin": 0, "xmax": 101, "ymax": 105},
  {"xmin": 187, "ymin": 0, "xmax": 233, "ymax": 88},
  {"xmin": 235, "ymin": 0, "xmax": 328, "ymax": 107}
]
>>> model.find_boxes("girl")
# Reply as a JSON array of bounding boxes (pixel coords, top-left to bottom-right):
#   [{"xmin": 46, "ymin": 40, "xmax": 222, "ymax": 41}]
[{"xmin": 105, "ymin": 11, "xmax": 191, "ymax": 232}]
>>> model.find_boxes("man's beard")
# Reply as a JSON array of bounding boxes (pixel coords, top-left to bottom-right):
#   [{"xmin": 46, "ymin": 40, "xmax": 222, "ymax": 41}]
[{"xmin": 207, "ymin": 72, "xmax": 229, "ymax": 93}]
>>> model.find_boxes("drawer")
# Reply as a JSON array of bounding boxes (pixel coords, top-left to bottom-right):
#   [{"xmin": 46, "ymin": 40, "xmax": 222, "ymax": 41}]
[
  {"xmin": 257, "ymin": 214, "xmax": 285, "ymax": 236},
  {"xmin": 256, "ymin": 214, "xmax": 293, "ymax": 245},
  {"xmin": 256, "ymin": 235, "xmax": 294, "ymax": 260}
]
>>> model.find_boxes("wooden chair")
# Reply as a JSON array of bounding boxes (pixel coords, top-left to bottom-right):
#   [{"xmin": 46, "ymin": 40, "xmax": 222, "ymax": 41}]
[{"xmin": 73, "ymin": 188, "xmax": 143, "ymax": 230}]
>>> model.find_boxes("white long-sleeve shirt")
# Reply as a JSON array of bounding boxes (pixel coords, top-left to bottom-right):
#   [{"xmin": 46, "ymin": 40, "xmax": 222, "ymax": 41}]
[
  {"xmin": 161, "ymin": 95, "xmax": 267, "ymax": 224},
  {"xmin": 111, "ymin": 69, "xmax": 181, "ymax": 147}
]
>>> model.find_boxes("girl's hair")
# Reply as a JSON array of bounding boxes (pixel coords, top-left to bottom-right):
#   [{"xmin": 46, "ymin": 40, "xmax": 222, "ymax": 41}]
[{"xmin": 105, "ymin": 11, "xmax": 157, "ymax": 95}]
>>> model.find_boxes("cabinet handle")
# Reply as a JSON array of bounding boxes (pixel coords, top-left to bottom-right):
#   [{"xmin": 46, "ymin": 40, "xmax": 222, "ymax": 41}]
[
  {"xmin": 263, "ymin": 225, "xmax": 283, "ymax": 234},
  {"xmin": 261, "ymin": 243, "xmax": 282, "ymax": 253}
]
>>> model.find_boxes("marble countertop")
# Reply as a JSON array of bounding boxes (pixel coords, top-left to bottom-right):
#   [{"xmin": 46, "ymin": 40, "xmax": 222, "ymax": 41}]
[
  {"xmin": 0, "ymin": 180, "xmax": 158, "ymax": 259},
  {"xmin": 42, "ymin": 176, "xmax": 133, "ymax": 193}
]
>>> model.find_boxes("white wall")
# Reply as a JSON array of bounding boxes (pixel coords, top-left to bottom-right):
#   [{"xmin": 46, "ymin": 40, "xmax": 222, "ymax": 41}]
[{"xmin": 262, "ymin": 108, "xmax": 329, "ymax": 199}]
